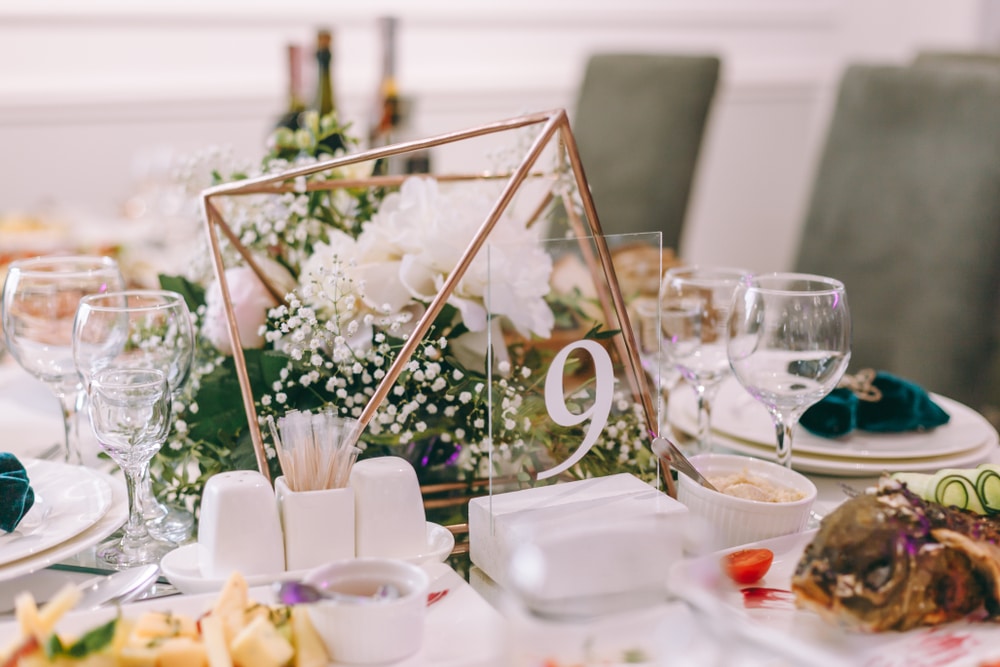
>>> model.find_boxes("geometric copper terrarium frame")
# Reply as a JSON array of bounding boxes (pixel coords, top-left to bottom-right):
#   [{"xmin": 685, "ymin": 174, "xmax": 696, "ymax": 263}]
[{"xmin": 200, "ymin": 108, "xmax": 661, "ymax": 488}]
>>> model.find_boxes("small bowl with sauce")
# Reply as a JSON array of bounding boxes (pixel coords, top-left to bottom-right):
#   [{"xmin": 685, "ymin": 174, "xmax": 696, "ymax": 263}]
[
  {"xmin": 677, "ymin": 453, "xmax": 817, "ymax": 550},
  {"xmin": 302, "ymin": 557, "xmax": 430, "ymax": 664}
]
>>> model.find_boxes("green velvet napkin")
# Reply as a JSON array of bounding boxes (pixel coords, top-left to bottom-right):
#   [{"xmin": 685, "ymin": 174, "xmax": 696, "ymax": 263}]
[
  {"xmin": 800, "ymin": 371, "xmax": 950, "ymax": 439},
  {"xmin": 0, "ymin": 452, "xmax": 35, "ymax": 533}
]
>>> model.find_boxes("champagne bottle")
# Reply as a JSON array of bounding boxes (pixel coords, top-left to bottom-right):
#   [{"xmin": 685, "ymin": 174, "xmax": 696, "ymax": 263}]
[
  {"xmin": 313, "ymin": 28, "xmax": 344, "ymax": 154},
  {"xmin": 274, "ymin": 43, "xmax": 305, "ymax": 131}
]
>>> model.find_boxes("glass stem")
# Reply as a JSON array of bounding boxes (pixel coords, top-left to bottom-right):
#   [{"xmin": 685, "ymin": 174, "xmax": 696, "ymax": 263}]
[
  {"xmin": 694, "ymin": 383, "xmax": 721, "ymax": 455},
  {"xmin": 695, "ymin": 392, "xmax": 711, "ymax": 454},
  {"xmin": 774, "ymin": 417, "xmax": 795, "ymax": 468},
  {"xmin": 52, "ymin": 384, "xmax": 84, "ymax": 465},
  {"xmin": 121, "ymin": 466, "xmax": 151, "ymax": 552},
  {"xmin": 139, "ymin": 463, "xmax": 168, "ymax": 521}
]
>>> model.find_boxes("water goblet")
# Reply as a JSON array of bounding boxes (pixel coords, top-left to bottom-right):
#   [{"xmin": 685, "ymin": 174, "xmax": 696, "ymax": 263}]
[
  {"xmin": 726, "ymin": 272, "xmax": 851, "ymax": 468},
  {"xmin": 73, "ymin": 289, "xmax": 195, "ymax": 542},
  {"xmin": 1, "ymin": 255, "xmax": 125, "ymax": 464},
  {"xmin": 87, "ymin": 367, "xmax": 174, "ymax": 567},
  {"xmin": 631, "ymin": 295, "xmax": 681, "ymax": 401},
  {"xmin": 660, "ymin": 266, "xmax": 749, "ymax": 454}
]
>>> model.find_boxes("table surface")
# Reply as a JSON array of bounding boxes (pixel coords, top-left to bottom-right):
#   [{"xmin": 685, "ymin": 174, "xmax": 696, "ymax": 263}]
[{"xmin": 3, "ymin": 357, "xmax": 996, "ymax": 666}]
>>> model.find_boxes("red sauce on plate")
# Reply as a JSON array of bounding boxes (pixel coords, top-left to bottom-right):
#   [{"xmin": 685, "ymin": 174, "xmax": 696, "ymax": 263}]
[{"xmin": 740, "ymin": 587, "xmax": 796, "ymax": 610}]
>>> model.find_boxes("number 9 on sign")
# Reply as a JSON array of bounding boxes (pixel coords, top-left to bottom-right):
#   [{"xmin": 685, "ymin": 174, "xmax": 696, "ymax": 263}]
[{"xmin": 536, "ymin": 339, "xmax": 614, "ymax": 480}]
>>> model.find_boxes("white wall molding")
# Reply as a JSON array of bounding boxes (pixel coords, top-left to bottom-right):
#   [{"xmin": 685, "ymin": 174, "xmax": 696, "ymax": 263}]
[
  {"xmin": 0, "ymin": 1, "xmax": 838, "ymax": 28},
  {"xmin": 0, "ymin": 0, "xmax": 987, "ymax": 273}
]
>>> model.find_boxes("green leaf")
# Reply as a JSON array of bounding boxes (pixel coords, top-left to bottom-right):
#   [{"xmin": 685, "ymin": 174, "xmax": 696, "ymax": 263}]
[
  {"xmin": 582, "ymin": 323, "xmax": 621, "ymax": 340},
  {"xmin": 45, "ymin": 617, "xmax": 118, "ymax": 659},
  {"xmin": 159, "ymin": 274, "xmax": 207, "ymax": 311}
]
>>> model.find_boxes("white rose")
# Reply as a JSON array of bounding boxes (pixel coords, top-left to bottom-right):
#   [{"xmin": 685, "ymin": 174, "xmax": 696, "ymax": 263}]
[
  {"xmin": 203, "ymin": 257, "xmax": 295, "ymax": 355},
  {"xmin": 363, "ymin": 176, "xmax": 554, "ymax": 338}
]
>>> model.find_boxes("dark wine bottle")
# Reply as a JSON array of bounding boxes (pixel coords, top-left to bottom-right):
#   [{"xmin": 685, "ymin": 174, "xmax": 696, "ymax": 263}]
[
  {"xmin": 313, "ymin": 28, "xmax": 344, "ymax": 154},
  {"xmin": 274, "ymin": 43, "xmax": 305, "ymax": 131},
  {"xmin": 371, "ymin": 18, "xmax": 400, "ymax": 144},
  {"xmin": 369, "ymin": 17, "xmax": 401, "ymax": 175},
  {"xmin": 365, "ymin": 17, "xmax": 429, "ymax": 174}
]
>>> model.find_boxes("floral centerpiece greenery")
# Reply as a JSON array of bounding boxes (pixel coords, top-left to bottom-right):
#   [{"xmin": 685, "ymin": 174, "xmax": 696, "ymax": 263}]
[{"xmin": 153, "ymin": 111, "xmax": 655, "ymax": 516}]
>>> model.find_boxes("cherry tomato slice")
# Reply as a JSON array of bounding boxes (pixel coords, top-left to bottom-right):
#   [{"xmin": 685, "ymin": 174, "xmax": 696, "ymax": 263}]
[{"xmin": 723, "ymin": 548, "xmax": 774, "ymax": 585}]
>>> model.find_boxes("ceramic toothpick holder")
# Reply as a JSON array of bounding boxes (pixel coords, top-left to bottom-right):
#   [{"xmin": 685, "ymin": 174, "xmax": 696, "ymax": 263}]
[{"xmin": 275, "ymin": 476, "xmax": 356, "ymax": 570}]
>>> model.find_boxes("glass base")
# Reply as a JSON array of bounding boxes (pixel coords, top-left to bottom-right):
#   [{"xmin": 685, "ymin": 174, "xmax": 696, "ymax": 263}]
[
  {"xmin": 147, "ymin": 506, "xmax": 195, "ymax": 544},
  {"xmin": 97, "ymin": 532, "xmax": 176, "ymax": 570}
]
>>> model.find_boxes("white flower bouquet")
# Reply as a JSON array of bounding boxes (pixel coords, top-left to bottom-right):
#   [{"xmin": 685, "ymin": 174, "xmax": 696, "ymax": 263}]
[{"xmin": 154, "ymin": 111, "xmax": 657, "ymax": 518}]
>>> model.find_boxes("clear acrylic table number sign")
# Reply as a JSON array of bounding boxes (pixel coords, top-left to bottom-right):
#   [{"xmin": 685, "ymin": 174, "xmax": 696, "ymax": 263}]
[
  {"xmin": 486, "ymin": 232, "xmax": 675, "ymax": 665},
  {"xmin": 485, "ymin": 231, "xmax": 664, "ymax": 504}
]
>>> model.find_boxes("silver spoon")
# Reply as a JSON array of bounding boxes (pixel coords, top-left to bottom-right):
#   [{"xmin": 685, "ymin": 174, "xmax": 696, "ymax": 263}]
[
  {"xmin": 651, "ymin": 436, "xmax": 719, "ymax": 492},
  {"xmin": 274, "ymin": 580, "xmax": 400, "ymax": 605}
]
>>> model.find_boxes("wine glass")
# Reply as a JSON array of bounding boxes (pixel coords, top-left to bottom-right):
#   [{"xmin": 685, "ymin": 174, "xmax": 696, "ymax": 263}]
[
  {"xmin": 726, "ymin": 272, "xmax": 851, "ymax": 468},
  {"xmin": 660, "ymin": 266, "xmax": 749, "ymax": 454},
  {"xmin": 631, "ymin": 295, "xmax": 681, "ymax": 403},
  {"xmin": 1, "ymin": 255, "xmax": 125, "ymax": 464},
  {"xmin": 73, "ymin": 289, "xmax": 195, "ymax": 543},
  {"xmin": 87, "ymin": 367, "xmax": 173, "ymax": 567}
]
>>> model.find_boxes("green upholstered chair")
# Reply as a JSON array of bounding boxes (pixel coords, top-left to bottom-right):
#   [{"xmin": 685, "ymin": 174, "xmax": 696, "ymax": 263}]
[
  {"xmin": 571, "ymin": 53, "xmax": 721, "ymax": 252},
  {"xmin": 793, "ymin": 63, "xmax": 1000, "ymax": 413},
  {"xmin": 914, "ymin": 50, "xmax": 1000, "ymax": 68}
]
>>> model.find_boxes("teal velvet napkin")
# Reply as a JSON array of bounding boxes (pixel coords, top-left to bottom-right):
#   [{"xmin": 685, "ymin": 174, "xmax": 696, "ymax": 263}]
[
  {"xmin": 800, "ymin": 371, "xmax": 950, "ymax": 438},
  {"xmin": 0, "ymin": 452, "xmax": 35, "ymax": 533}
]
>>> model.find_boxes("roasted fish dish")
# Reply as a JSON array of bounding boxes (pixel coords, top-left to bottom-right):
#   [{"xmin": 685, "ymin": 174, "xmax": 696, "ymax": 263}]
[{"xmin": 791, "ymin": 476, "xmax": 1000, "ymax": 632}]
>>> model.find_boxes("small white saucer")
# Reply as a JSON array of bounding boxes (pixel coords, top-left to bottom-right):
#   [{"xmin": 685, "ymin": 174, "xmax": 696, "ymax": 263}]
[
  {"xmin": 161, "ymin": 522, "xmax": 455, "ymax": 595},
  {"xmin": 408, "ymin": 522, "xmax": 455, "ymax": 565},
  {"xmin": 160, "ymin": 544, "xmax": 307, "ymax": 595}
]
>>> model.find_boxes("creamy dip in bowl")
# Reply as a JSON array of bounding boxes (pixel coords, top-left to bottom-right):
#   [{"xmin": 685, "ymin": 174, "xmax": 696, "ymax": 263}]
[{"xmin": 709, "ymin": 470, "xmax": 807, "ymax": 503}]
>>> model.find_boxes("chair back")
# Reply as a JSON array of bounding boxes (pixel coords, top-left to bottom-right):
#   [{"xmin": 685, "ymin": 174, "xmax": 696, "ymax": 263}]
[
  {"xmin": 572, "ymin": 52, "xmax": 720, "ymax": 251},
  {"xmin": 914, "ymin": 50, "xmax": 1000, "ymax": 68},
  {"xmin": 794, "ymin": 63, "xmax": 1000, "ymax": 409}
]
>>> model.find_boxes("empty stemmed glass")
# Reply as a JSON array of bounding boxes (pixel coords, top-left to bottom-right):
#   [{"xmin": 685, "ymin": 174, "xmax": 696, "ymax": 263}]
[
  {"xmin": 73, "ymin": 289, "xmax": 195, "ymax": 543},
  {"xmin": 88, "ymin": 367, "xmax": 173, "ymax": 567},
  {"xmin": 726, "ymin": 272, "xmax": 851, "ymax": 468},
  {"xmin": 1, "ymin": 256, "xmax": 125, "ymax": 464},
  {"xmin": 661, "ymin": 266, "xmax": 749, "ymax": 454},
  {"xmin": 631, "ymin": 296, "xmax": 681, "ymax": 402}
]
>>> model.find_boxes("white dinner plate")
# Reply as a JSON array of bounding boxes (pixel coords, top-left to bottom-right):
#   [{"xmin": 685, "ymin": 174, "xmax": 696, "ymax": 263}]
[
  {"xmin": 0, "ymin": 472, "xmax": 127, "ymax": 581},
  {"xmin": 670, "ymin": 399, "xmax": 1000, "ymax": 476},
  {"xmin": 0, "ymin": 562, "xmax": 506, "ymax": 667},
  {"xmin": 669, "ymin": 530, "xmax": 1000, "ymax": 667},
  {"xmin": 707, "ymin": 430, "xmax": 1000, "ymax": 476},
  {"xmin": 162, "ymin": 522, "xmax": 455, "ymax": 595},
  {"xmin": 670, "ymin": 378, "xmax": 997, "ymax": 461},
  {"xmin": 0, "ymin": 459, "xmax": 113, "ymax": 567}
]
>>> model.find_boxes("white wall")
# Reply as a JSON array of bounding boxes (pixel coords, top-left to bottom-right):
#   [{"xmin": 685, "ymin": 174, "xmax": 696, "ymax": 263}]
[{"xmin": 0, "ymin": 0, "xmax": 993, "ymax": 272}]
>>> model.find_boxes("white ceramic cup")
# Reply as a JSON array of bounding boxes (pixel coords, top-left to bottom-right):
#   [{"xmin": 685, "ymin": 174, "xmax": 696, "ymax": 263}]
[
  {"xmin": 304, "ymin": 557, "xmax": 430, "ymax": 664},
  {"xmin": 349, "ymin": 456, "xmax": 427, "ymax": 558},
  {"xmin": 197, "ymin": 470, "xmax": 285, "ymax": 579},
  {"xmin": 275, "ymin": 475, "xmax": 355, "ymax": 571}
]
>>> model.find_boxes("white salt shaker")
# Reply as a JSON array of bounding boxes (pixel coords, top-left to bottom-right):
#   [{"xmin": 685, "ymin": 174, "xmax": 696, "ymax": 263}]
[
  {"xmin": 349, "ymin": 457, "xmax": 427, "ymax": 558},
  {"xmin": 198, "ymin": 470, "xmax": 285, "ymax": 579}
]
